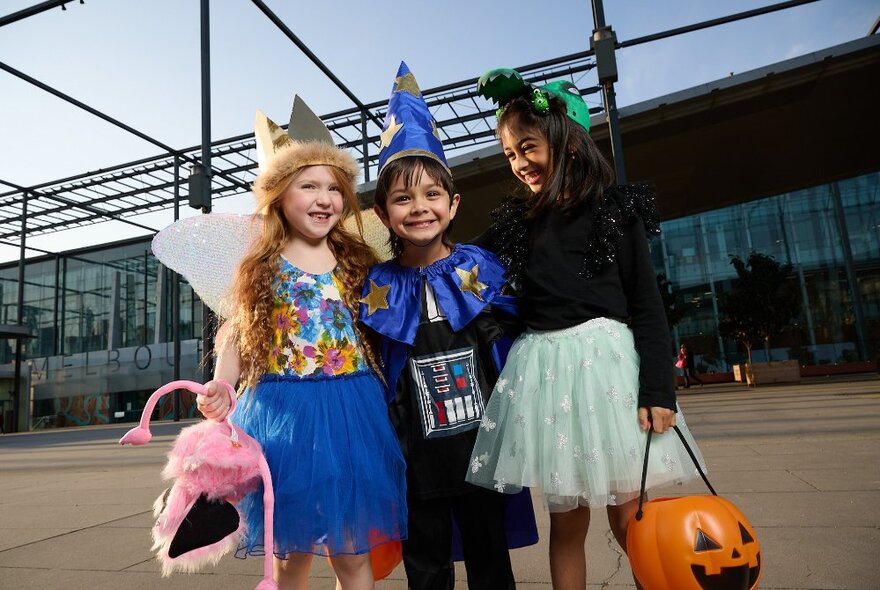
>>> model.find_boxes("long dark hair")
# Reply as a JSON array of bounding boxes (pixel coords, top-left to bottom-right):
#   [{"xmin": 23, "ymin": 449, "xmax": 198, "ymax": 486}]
[
  {"xmin": 373, "ymin": 156, "xmax": 458, "ymax": 259},
  {"xmin": 497, "ymin": 94, "xmax": 614, "ymax": 217}
]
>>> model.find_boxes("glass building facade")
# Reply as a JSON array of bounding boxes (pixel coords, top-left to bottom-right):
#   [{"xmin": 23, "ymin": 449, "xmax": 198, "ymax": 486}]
[
  {"xmin": 1, "ymin": 171, "xmax": 877, "ymax": 429},
  {"xmin": 656, "ymin": 171, "xmax": 880, "ymax": 373},
  {"xmin": 0, "ymin": 239, "xmax": 205, "ymax": 429}
]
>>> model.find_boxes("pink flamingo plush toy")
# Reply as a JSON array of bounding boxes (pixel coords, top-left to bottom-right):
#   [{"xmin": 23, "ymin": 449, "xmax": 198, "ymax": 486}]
[{"xmin": 120, "ymin": 380, "xmax": 277, "ymax": 590}]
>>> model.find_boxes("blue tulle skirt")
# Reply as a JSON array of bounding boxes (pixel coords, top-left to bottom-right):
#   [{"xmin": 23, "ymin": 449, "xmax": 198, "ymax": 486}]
[{"xmin": 231, "ymin": 371, "xmax": 407, "ymax": 558}]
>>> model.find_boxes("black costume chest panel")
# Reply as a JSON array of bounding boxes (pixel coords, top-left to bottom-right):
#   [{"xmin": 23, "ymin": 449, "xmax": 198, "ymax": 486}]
[{"xmin": 390, "ymin": 283, "xmax": 502, "ymax": 498}]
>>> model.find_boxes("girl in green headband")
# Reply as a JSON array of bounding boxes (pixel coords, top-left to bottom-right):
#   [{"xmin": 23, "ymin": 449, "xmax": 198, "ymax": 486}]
[{"xmin": 467, "ymin": 75, "xmax": 706, "ymax": 589}]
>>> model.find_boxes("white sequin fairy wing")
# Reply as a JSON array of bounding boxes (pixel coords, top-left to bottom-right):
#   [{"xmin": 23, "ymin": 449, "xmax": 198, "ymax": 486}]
[
  {"xmin": 151, "ymin": 213, "xmax": 261, "ymax": 318},
  {"xmin": 343, "ymin": 209, "xmax": 393, "ymax": 263}
]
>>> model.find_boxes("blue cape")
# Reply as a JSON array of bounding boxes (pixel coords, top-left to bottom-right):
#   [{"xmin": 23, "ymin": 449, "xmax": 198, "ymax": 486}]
[
  {"xmin": 359, "ymin": 244, "xmax": 538, "ymax": 557},
  {"xmin": 360, "ymin": 244, "xmax": 518, "ymax": 403}
]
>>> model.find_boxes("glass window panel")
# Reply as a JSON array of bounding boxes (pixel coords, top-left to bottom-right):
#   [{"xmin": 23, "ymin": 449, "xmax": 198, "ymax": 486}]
[{"xmin": 660, "ymin": 171, "xmax": 880, "ymax": 368}]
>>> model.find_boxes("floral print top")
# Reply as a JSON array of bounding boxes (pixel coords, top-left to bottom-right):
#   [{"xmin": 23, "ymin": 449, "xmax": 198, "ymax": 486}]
[{"xmin": 266, "ymin": 257, "xmax": 366, "ymax": 377}]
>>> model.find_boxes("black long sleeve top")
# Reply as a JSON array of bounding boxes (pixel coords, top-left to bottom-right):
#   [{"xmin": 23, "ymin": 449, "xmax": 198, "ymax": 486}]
[{"xmin": 474, "ymin": 184, "xmax": 676, "ymax": 410}]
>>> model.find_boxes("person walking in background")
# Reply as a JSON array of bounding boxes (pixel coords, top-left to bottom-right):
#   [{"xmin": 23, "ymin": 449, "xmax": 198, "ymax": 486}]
[{"xmin": 677, "ymin": 344, "xmax": 704, "ymax": 388}]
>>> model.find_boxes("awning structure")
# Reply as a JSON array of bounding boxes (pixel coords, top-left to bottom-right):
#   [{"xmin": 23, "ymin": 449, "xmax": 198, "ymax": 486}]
[{"xmin": 425, "ymin": 35, "xmax": 880, "ymax": 238}]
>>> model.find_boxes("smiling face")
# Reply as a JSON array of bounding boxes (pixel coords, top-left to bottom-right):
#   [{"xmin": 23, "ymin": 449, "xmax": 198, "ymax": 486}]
[
  {"xmin": 374, "ymin": 160, "xmax": 460, "ymax": 266},
  {"xmin": 499, "ymin": 123, "xmax": 552, "ymax": 194},
  {"xmin": 280, "ymin": 165, "xmax": 344, "ymax": 245}
]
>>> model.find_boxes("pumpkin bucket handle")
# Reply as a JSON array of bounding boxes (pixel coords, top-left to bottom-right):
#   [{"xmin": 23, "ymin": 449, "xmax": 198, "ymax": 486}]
[{"xmin": 635, "ymin": 424, "xmax": 716, "ymax": 521}]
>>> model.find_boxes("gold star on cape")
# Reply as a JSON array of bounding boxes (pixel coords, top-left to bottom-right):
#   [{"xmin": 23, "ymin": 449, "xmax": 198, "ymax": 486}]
[
  {"xmin": 393, "ymin": 72, "xmax": 421, "ymax": 97},
  {"xmin": 360, "ymin": 279, "xmax": 391, "ymax": 316},
  {"xmin": 379, "ymin": 114, "xmax": 403, "ymax": 150},
  {"xmin": 455, "ymin": 265, "xmax": 488, "ymax": 301},
  {"xmin": 431, "ymin": 119, "xmax": 441, "ymax": 141}
]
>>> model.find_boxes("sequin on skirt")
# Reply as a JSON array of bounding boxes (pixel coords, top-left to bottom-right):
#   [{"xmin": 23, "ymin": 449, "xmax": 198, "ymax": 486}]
[{"xmin": 466, "ymin": 318, "xmax": 705, "ymax": 512}]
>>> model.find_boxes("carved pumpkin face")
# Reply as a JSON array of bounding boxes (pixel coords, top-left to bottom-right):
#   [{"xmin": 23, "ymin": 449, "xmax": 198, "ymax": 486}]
[{"xmin": 627, "ymin": 496, "xmax": 761, "ymax": 590}]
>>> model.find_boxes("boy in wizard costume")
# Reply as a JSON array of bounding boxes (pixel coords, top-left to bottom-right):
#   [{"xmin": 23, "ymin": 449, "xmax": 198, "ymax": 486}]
[{"xmin": 358, "ymin": 62, "xmax": 538, "ymax": 589}]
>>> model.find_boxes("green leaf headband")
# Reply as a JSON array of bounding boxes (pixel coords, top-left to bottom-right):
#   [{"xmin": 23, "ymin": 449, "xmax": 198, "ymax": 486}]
[{"xmin": 478, "ymin": 68, "xmax": 591, "ymax": 133}]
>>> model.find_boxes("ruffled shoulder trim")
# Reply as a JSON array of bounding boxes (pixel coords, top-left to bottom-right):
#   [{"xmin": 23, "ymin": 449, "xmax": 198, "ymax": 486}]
[
  {"xmin": 614, "ymin": 183, "xmax": 661, "ymax": 234},
  {"xmin": 481, "ymin": 184, "xmax": 661, "ymax": 285},
  {"xmin": 581, "ymin": 183, "xmax": 660, "ymax": 278},
  {"xmin": 359, "ymin": 245, "xmax": 510, "ymax": 344},
  {"xmin": 483, "ymin": 197, "xmax": 530, "ymax": 292}
]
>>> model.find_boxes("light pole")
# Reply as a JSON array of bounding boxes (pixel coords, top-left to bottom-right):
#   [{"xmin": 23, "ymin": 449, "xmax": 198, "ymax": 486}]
[{"xmin": 590, "ymin": 0, "xmax": 626, "ymax": 184}]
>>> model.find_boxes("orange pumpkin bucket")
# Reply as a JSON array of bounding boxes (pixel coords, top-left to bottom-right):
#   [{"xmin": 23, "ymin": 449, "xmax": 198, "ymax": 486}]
[
  {"xmin": 366, "ymin": 530, "xmax": 403, "ymax": 580},
  {"xmin": 627, "ymin": 426, "xmax": 762, "ymax": 590},
  {"xmin": 325, "ymin": 529, "xmax": 402, "ymax": 581}
]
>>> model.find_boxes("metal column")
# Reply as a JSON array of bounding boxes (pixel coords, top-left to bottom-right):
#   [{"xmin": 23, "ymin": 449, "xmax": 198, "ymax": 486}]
[
  {"xmin": 11, "ymin": 191, "xmax": 27, "ymax": 432},
  {"xmin": 199, "ymin": 0, "xmax": 215, "ymax": 384},
  {"xmin": 173, "ymin": 155, "xmax": 181, "ymax": 420},
  {"xmin": 590, "ymin": 0, "xmax": 626, "ymax": 183},
  {"xmin": 830, "ymin": 182, "xmax": 869, "ymax": 361}
]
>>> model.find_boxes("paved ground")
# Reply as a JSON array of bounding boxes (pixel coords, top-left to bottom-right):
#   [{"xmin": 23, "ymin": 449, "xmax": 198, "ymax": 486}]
[{"xmin": 1, "ymin": 376, "xmax": 878, "ymax": 589}]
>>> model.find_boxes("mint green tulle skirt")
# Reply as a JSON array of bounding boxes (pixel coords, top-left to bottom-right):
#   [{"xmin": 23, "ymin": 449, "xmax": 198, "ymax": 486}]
[{"xmin": 466, "ymin": 318, "xmax": 705, "ymax": 512}]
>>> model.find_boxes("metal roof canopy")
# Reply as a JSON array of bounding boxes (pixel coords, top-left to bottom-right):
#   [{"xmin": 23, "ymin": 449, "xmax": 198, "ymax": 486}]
[
  {"xmin": 0, "ymin": 0, "xmax": 821, "ymax": 251},
  {"xmin": 0, "ymin": 0, "xmax": 825, "ymax": 433},
  {"xmin": 436, "ymin": 34, "xmax": 880, "ymax": 234},
  {"xmin": 0, "ymin": 55, "xmax": 599, "ymax": 245}
]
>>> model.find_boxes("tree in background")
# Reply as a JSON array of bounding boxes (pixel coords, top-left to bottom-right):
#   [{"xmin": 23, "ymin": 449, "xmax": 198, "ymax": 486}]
[
  {"xmin": 718, "ymin": 253, "xmax": 801, "ymax": 366},
  {"xmin": 657, "ymin": 273, "xmax": 686, "ymax": 331}
]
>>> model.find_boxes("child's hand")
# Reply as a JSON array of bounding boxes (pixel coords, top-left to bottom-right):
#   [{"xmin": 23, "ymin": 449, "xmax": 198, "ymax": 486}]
[
  {"xmin": 196, "ymin": 380, "xmax": 232, "ymax": 421},
  {"xmin": 638, "ymin": 406, "xmax": 676, "ymax": 433}
]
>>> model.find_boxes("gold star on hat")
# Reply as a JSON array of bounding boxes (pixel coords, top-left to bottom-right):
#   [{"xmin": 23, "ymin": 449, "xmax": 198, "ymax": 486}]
[
  {"xmin": 393, "ymin": 72, "xmax": 421, "ymax": 97},
  {"xmin": 455, "ymin": 265, "xmax": 488, "ymax": 301},
  {"xmin": 379, "ymin": 114, "xmax": 404, "ymax": 150},
  {"xmin": 360, "ymin": 279, "xmax": 391, "ymax": 315}
]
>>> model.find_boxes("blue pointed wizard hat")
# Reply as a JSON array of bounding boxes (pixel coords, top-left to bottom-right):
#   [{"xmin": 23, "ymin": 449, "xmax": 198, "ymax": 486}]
[{"xmin": 377, "ymin": 61, "xmax": 448, "ymax": 173}]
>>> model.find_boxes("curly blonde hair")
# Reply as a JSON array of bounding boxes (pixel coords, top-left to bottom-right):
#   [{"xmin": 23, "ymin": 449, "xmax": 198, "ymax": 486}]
[{"xmin": 228, "ymin": 151, "xmax": 380, "ymax": 389}]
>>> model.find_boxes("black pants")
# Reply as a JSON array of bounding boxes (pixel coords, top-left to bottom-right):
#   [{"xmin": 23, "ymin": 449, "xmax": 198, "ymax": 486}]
[
  {"xmin": 683, "ymin": 367, "xmax": 703, "ymax": 387},
  {"xmin": 402, "ymin": 487, "xmax": 515, "ymax": 590}
]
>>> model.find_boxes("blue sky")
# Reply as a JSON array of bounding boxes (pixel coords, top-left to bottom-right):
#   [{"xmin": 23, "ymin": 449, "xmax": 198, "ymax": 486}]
[{"xmin": 0, "ymin": 0, "xmax": 876, "ymax": 261}]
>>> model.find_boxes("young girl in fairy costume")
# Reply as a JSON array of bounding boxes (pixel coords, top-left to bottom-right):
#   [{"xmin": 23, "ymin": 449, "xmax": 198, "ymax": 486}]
[
  {"xmin": 466, "ymin": 70, "xmax": 705, "ymax": 589},
  {"xmin": 193, "ymin": 98, "xmax": 407, "ymax": 589}
]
